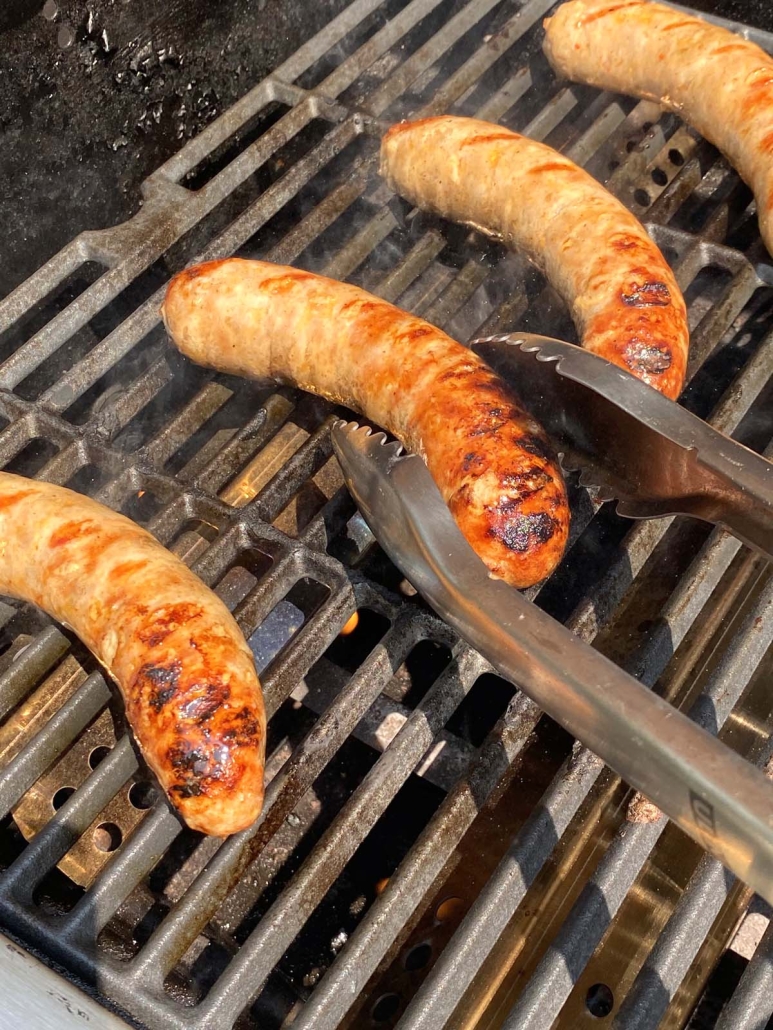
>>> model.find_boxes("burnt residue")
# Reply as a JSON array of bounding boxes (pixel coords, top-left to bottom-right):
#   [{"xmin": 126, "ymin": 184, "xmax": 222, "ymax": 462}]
[
  {"xmin": 519, "ymin": 433, "xmax": 556, "ymax": 462},
  {"xmin": 621, "ymin": 281, "xmax": 672, "ymax": 307},
  {"xmin": 624, "ymin": 339, "xmax": 674, "ymax": 375},
  {"xmin": 501, "ymin": 466, "xmax": 554, "ymax": 500},
  {"xmin": 167, "ymin": 741, "xmax": 212, "ymax": 799},
  {"xmin": 489, "ymin": 511, "xmax": 560, "ymax": 553},
  {"xmin": 137, "ymin": 660, "xmax": 182, "ymax": 711},
  {"xmin": 222, "ymin": 707, "xmax": 263, "ymax": 747}
]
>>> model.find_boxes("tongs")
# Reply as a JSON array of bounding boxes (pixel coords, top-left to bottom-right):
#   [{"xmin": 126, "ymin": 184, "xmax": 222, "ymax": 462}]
[
  {"xmin": 331, "ymin": 412, "xmax": 773, "ymax": 905},
  {"xmin": 470, "ymin": 332, "xmax": 773, "ymax": 559}
]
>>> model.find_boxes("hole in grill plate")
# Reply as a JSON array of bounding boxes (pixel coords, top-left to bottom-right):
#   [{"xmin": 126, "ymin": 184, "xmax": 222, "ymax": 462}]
[
  {"xmin": 247, "ymin": 577, "xmax": 331, "ymax": 672},
  {"xmin": 403, "ymin": 941, "xmax": 432, "ymax": 971},
  {"xmin": 88, "ymin": 745, "xmax": 112, "ymax": 769},
  {"xmin": 120, "ymin": 487, "xmax": 164, "ymax": 524},
  {"xmin": 64, "ymin": 462, "xmax": 112, "ymax": 496},
  {"xmin": 669, "ymin": 147, "xmax": 685, "ymax": 166},
  {"xmin": 213, "ymin": 547, "xmax": 274, "ymax": 614},
  {"xmin": 633, "ymin": 188, "xmax": 651, "ymax": 207},
  {"xmin": 652, "ymin": 167, "xmax": 668, "ymax": 186},
  {"xmin": 128, "ymin": 781, "xmax": 157, "ymax": 810},
  {"xmin": 435, "ymin": 896, "xmax": 466, "ymax": 924},
  {"xmin": 586, "ymin": 982, "xmax": 615, "ymax": 1018},
  {"xmin": 168, "ymin": 517, "xmax": 221, "ymax": 565},
  {"xmin": 372, "ymin": 993, "xmax": 401, "ymax": 1023},
  {"xmin": 52, "ymin": 785, "xmax": 76, "ymax": 810},
  {"xmin": 93, "ymin": 822, "xmax": 123, "ymax": 852}
]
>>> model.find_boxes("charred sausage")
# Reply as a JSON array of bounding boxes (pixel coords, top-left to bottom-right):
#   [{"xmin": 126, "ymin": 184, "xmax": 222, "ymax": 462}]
[
  {"xmin": 0, "ymin": 473, "xmax": 265, "ymax": 836},
  {"xmin": 543, "ymin": 0, "xmax": 773, "ymax": 255},
  {"xmin": 380, "ymin": 115, "xmax": 689, "ymax": 399},
  {"xmin": 161, "ymin": 259, "xmax": 569, "ymax": 589}
]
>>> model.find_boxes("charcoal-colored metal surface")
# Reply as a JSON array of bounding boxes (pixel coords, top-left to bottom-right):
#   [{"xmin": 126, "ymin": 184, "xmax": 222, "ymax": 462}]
[{"xmin": 0, "ymin": 1, "xmax": 772, "ymax": 1029}]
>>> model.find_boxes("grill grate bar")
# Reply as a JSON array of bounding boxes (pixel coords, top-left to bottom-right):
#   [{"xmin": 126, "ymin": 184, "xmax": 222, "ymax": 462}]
[
  {"xmin": 130, "ymin": 607, "xmax": 424, "ymax": 982},
  {"xmin": 2, "ymin": 737, "xmax": 137, "ymax": 900},
  {"xmin": 419, "ymin": 10, "xmax": 536, "ymax": 118},
  {"xmin": 364, "ymin": 0, "xmax": 509, "ymax": 117},
  {"xmin": 0, "ymin": 627, "xmax": 70, "ymax": 722},
  {"xmin": 612, "ymin": 855, "xmax": 752, "ymax": 1030},
  {"xmin": 293, "ymin": 687, "xmax": 543, "ymax": 1030},
  {"xmin": 63, "ymin": 804, "xmax": 182, "ymax": 943},
  {"xmin": 0, "ymin": 673, "xmax": 111, "ymax": 819},
  {"xmin": 272, "ymin": 0, "xmax": 386, "ymax": 88},
  {"xmin": 715, "ymin": 918, "xmax": 773, "ymax": 1030},
  {"xmin": 314, "ymin": 745, "xmax": 603, "ymax": 1030},
  {"xmin": 397, "ymin": 526, "xmax": 770, "ymax": 1030},
  {"xmin": 318, "ymin": 0, "xmax": 450, "ymax": 101},
  {"xmin": 200, "ymin": 645, "xmax": 488, "ymax": 1026},
  {"xmin": 500, "ymin": 571, "xmax": 773, "ymax": 1030}
]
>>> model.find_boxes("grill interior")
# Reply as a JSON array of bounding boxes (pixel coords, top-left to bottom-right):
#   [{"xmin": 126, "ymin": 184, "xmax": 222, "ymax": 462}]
[{"xmin": 1, "ymin": 1, "xmax": 773, "ymax": 1028}]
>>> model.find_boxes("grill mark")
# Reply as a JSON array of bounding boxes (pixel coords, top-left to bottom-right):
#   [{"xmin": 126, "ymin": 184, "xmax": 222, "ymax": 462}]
[
  {"xmin": 624, "ymin": 340, "xmax": 673, "ymax": 375},
  {"xmin": 489, "ymin": 512, "xmax": 559, "ymax": 553},
  {"xmin": 0, "ymin": 489, "xmax": 35, "ymax": 511},
  {"xmin": 578, "ymin": 1, "xmax": 647, "ymax": 25},
  {"xmin": 179, "ymin": 681, "xmax": 231, "ymax": 723},
  {"xmin": 48, "ymin": 519, "xmax": 99, "ymax": 548},
  {"xmin": 460, "ymin": 131, "xmax": 522, "ymax": 148},
  {"xmin": 138, "ymin": 603, "xmax": 203, "ymax": 647},
  {"xmin": 529, "ymin": 161, "xmax": 575, "ymax": 175},
  {"xmin": 518, "ymin": 433, "xmax": 554, "ymax": 461},
  {"xmin": 621, "ymin": 281, "xmax": 671, "ymax": 307},
  {"xmin": 137, "ymin": 661, "xmax": 182, "ymax": 712}
]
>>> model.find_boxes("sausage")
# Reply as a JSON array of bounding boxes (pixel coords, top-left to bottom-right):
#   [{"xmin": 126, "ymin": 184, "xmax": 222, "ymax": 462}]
[
  {"xmin": 0, "ymin": 473, "xmax": 265, "ymax": 836},
  {"xmin": 161, "ymin": 259, "xmax": 569, "ymax": 589},
  {"xmin": 380, "ymin": 115, "xmax": 689, "ymax": 400},
  {"xmin": 543, "ymin": 0, "xmax": 773, "ymax": 255}
]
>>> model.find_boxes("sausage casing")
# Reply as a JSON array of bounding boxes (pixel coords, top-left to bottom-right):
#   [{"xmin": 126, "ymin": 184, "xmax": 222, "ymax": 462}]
[
  {"xmin": 161, "ymin": 259, "xmax": 570, "ymax": 589},
  {"xmin": 0, "ymin": 473, "xmax": 265, "ymax": 836},
  {"xmin": 380, "ymin": 115, "xmax": 689, "ymax": 399},
  {"xmin": 543, "ymin": 0, "xmax": 773, "ymax": 255}
]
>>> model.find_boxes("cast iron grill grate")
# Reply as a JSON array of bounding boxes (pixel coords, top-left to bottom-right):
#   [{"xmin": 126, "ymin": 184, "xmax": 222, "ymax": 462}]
[{"xmin": 0, "ymin": 1, "xmax": 772, "ymax": 1028}]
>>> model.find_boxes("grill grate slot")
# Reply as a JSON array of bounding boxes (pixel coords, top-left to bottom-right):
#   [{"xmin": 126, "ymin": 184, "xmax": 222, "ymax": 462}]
[{"xmin": 1, "ymin": 0, "xmax": 773, "ymax": 1028}]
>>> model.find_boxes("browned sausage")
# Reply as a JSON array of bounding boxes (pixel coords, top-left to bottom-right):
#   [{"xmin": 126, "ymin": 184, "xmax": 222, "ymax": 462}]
[
  {"xmin": 161, "ymin": 259, "xmax": 569, "ymax": 589},
  {"xmin": 380, "ymin": 115, "xmax": 689, "ymax": 399},
  {"xmin": 543, "ymin": 0, "xmax": 773, "ymax": 255},
  {"xmin": 0, "ymin": 472, "xmax": 265, "ymax": 836}
]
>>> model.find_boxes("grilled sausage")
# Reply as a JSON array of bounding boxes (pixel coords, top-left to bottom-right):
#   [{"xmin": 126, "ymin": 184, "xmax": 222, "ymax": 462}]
[
  {"xmin": 161, "ymin": 259, "xmax": 569, "ymax": 589},
  {"xmin": 543, "ymin": 0, "xmax": 773, "ymax": 255},
  {"xmin": 380, "ymin": 115, "xmax": 689, "ymax": 399},
  {"xmin": 0, "ymin": 473, "xmax": 265, "ymax": 836}
]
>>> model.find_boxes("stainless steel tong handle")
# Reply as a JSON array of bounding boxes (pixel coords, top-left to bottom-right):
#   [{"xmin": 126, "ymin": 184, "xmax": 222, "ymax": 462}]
[{"xmin": 331, "ymin": 422, "xmax": 773, "ymax": 906}]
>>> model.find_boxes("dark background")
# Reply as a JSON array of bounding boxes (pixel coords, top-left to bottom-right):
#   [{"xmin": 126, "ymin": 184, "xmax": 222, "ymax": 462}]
[{"xmin": 0, "ymin": 0, "xmax": 771, "ymax": 299}]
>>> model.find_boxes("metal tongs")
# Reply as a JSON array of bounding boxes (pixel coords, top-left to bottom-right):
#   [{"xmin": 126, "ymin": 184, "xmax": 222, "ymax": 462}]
[
  {"xmin": 331, "ymin": 410, "xmax": 773, "ymax": 905},
  {"xmin": 471, "ymin": 332, "xmax": 773, "ymax": 558}
]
